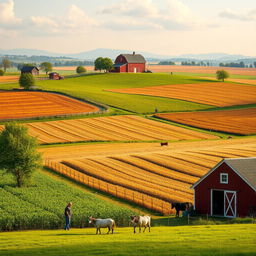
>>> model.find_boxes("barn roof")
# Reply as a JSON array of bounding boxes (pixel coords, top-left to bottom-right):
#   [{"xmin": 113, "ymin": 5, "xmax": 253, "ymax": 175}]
[
  {"xmin": 191, "ymin": 157, "xmax": 256, "ymax": 191},
  {"xmin": 119, "ymin": 54, "xmax": 146, "ymax": 64},
  {"xmin": 21, "ymin": 66, "xmax": 39, "ymax": 72}
]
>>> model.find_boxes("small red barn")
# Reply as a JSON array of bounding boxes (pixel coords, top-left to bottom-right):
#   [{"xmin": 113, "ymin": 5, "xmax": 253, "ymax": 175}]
[
  {"xmin": 49, "ymin": 72, "xmax": 63, "ymax": 80},
  {"xmin": 191, "ymin": 157, "xmax": 256, "ymax": 218},
  {"xmin": 113, "ymin": 52, "xmax": 146, "ymax": 73}
]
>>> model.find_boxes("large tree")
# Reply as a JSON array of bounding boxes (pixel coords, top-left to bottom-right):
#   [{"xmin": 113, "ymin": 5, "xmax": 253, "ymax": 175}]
[
  {"xmin": 40, "ymin": 62, "xmax": 53, "ymax": 74},
  {"xmin": 1, "ymin": 58, "xmax": 11, "ymax": 72},
  {"xmin": 94, "ymin": 57, "xmax": 113, "ymax": 72},
  {"xmin": 0, "ymin": 123, "xmax": 42, "ymax": 187},
  {"xmin": 19, "ymin": 73, "xmax": 35, "ymax": 89},
  {"xmin": 216, "ymin": 70, "xmax": 229, "ymax": 82}
]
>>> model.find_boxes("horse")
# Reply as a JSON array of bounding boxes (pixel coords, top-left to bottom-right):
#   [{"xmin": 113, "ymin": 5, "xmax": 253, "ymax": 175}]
[
  {"xmin": 171, "ymin": 202, "xmax": 193, "ymax": 217},
  {"xmin": 130, "ymin": 215, "xmax": 151, "ymax": 234},
  {"xmin": 89, "ymin": 217, "xmax": 115, "ymax": 234}
]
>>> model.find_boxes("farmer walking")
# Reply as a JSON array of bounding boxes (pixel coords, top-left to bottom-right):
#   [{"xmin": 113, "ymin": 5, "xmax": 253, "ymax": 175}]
[{"xmin": 64, "ymin": 202, "xmax": 72, "ymax": 230}]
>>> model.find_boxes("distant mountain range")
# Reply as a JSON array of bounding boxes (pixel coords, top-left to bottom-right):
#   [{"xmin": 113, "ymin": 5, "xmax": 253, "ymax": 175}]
[{"xmin": 0, "ymin": 48, "xmax": 255, "ymax": 62}]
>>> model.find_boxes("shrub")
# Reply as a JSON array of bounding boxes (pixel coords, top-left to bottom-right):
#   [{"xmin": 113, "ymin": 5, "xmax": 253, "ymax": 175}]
[
  {"xmin": 0, "ymin": 69, "xmax": 4, "ymax": 76},
  {"xmin": 19, "ymin": 73, "xmax": 35, "ymax": 89},
  {"xmin": 76, "ymin": 66, "xmax": 87, "ymax": 74}
]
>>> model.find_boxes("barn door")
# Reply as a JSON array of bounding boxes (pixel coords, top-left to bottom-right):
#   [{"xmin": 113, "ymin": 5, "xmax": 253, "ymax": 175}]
[{"xmin": 224, "ymin": 191, "xmax": 236, "ymax": 218}]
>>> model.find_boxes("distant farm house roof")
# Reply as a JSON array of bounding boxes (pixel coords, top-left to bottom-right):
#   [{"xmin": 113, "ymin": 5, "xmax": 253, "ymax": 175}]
[
  {"xmin": 21, "ymin": 66, "xmax": 39, "ymax": 72},
  {"xmin": 119, "ymin": 53, "xmax": 146, "ymax": 64},
  {"xmin": 192, "ymin": 157, "xmax": 256, "ymax": 190}
]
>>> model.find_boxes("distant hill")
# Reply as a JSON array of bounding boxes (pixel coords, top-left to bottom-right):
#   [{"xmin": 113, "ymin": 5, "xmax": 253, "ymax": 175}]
[{"xmin": 0, "ymin": 48, "xmax": 255, "ymax": 63}]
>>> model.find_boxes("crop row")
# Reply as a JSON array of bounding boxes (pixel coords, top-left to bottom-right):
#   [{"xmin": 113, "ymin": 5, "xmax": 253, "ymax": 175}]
[
  {"xmin": 0, "ymin": 115, "xmax": 217, "ymax": 144},
  {"xmin": 108, "ymin": 82, "xmax": 256, "ymax": 107},
  {"xmin": 0, "ymin": 171, "xmax": 135, "ymax": 231},
  {"xmin": 0, "ymin": 91, "xmax": 99, "ymax": 120},
  {"xmin": 44, "ymin": 141, "xmax": 256, "ymax": 215},
  {"xmin": 156, "ymin": 108, "xmax": 256, "ymax": 135}
]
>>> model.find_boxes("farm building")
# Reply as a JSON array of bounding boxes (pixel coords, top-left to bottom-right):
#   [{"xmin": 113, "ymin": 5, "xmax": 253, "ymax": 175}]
[
  {"xmin": 113, "ymin": 52, "xmax": 146, "ymax": 73},
  {"xmin": 191, "ymin": 157, "xmax": 256, "ymax": 218},
  {"xmin": 49, "ymin": 72, "xmax": 63, "ymax": 80},
  {"xmin": 21, "ymin": 66, "xmax": 39, "ymax": 76}
]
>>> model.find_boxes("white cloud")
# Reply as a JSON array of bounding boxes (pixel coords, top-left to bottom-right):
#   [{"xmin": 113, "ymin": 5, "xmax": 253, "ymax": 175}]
[
  {"xmin": 65, "ymin": 5, "xmax": 98, "ymax": 29},
  {"xmin": 101, "ymin": 0, "xmax": 158, "ymax": 18},
  {"xmin": 219, "ymin": 8, "xmax": 256, "ymax": 21},
  {"xmin": 100, "ymin": 0, "xmax": 199, "ymax": 31},
  {"xmin": 0, "ymin": 0, "xmax": 21, "ymax": 24}
]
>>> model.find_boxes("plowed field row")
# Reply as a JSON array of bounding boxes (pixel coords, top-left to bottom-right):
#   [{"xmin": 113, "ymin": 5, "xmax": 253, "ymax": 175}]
[
  {"xmin": 1, "ymin": 115, "xmax": 216, "ymax": 144},
  {"xmin": 0, "ymin": 91, "xmax": 100, "ymax": 120},
  {"xmin": 149, "ymin": 65, "xmax": 256, "ymax": 76},
  {"xmin": 107, "ymin": 82, "xmax": 256, "ymax": 107},
  {"xmin": 156, "ymin": 108, "xmax": 256, "ymax": 135},
  {"xmin": 43, "ymin": 139, "xmax": 256, "ymax": 214},
  {"xmin": 0, "ymin": 75, "xmax": 19, "ymax": 83}
]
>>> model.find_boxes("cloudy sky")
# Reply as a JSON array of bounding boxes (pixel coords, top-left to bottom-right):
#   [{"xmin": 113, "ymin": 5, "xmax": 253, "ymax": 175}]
[{"xmin": 0, "ymin": 0, "xmax": 256, "ymax": 56}]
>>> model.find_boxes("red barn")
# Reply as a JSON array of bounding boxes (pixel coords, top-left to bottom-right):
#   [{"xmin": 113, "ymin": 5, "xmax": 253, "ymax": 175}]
[
  {"xmin": 113, "ymin": 52, "xmax": 146, "ymax": 73},
  {"xmin": 191, "ymin": 157, "xmax": 256, "ymax": 218}
]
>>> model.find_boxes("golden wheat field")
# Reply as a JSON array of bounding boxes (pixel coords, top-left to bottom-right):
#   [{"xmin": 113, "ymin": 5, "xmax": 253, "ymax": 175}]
[
  {"xmin": 0, "ymin": 115, "xmax": 217, "ymax": 144},
  {"xmin": 108, "ymin": 82, "xmax": 256, "ymax": 107},
  {"xmin": 156, "ymin": 108, "xmax": 256, "ymax": 135},
  {"xmin": 42, "ymin": 138, "xmax": 256, "ymax": 214},
  {"xmin": 149, "ymin": 65, "xmax": 256, "ymax": 76},
  {"xmin": 0, "ymin": 91, "xmax": 99, "ymax": 120}
]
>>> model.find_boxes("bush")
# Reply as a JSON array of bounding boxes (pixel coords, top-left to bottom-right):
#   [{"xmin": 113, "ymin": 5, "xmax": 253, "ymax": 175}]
[
  {"xmin": 0, "ymin": 69, "xmax": 4, "ymax": 76},
  {"xmin": 76, "ymin": 66, "xmax": 87, "ymax": 74},
  {"xmin": 19, "ymin": 73, "xmax": 35, "ymax": 89}
]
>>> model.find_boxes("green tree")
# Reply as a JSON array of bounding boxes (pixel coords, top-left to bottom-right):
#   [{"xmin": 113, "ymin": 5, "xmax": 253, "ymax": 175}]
[
  {"xmin": 102, "ymin": 58, "xmax": 113, "ymax": 72},
  {"xmin": 0, "ymin": 69, "xmax": 4, "ymax": 76},
  {"xmin": 76, "ymin": 66, "xmax": 87, "ymax": 74},
  {"xmin": 2, "ymin": 58, "xmax": 11, "ymax": 72},
  {"xmin": 0, "ymin": 123, "xmax": 42, "ymax": 187},
  {"xmin": 19, "ymin": 73, "xmax": 35, "ymax": 89},
  {"xmin": 40, "ymin": 62, "xmax": 53, "ymax": 74},
  {"xmin": 94, "ymin": 57, "xmax": 104, "ymax": 72},
  {"xmin": 216, "ymin": 70, "xmax": 229, "ymax": 82}
]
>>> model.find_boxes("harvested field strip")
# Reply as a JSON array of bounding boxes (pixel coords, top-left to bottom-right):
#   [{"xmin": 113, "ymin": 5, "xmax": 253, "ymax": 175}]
[
  {"xmin": 156, "ymin": 108, "xmax": 256, "ymax": 135},
  {"xmin": 136, "ymin": 154, "xmax": 204, "ymax": 178},
  {"xmin": 43, "ymin": 139, "xmax": 256, "ymax": 214},
  {"xmin": 92, "ymin": 157, "xmax": 192, "ymax": 195},
  {"xmin": 108, "ymin": 83, "xmax": 256, "ymax": 107},
  {"xmin": 0, "ymin": 91, "xmax": 100, "ymax": 120},
  {"xmin": 77, "ymin": 118, "xmax": 149, "ymax": 141},
  {"xmin": 45, "ymin": 160, "xmax": 174, "ymax": 215},
  {"xmin": 0, "ymin": 115, "xmax": 217, "ymax": 144},
  {"xmin": 111, "ymin": 156, "xmax": 197, "ymax": 184},
  {"xmin": 62, "ymin": 159, "xmax": 188, "ymax": 202}
]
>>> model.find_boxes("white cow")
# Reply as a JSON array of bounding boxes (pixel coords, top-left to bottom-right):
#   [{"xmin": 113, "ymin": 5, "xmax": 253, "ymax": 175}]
[
  {"xmin": 130, "ymin": 215, "xmax": 151, "ymax": 233},
  {"xmin": 89, "ymin": 217, "xmax": 115, "ymax": 234}
]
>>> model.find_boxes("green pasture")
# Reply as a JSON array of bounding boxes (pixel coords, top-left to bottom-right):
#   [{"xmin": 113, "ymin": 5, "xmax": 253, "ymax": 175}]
[
  {"xmin": 0, "ymin": 224, "xmax": 255, "ymax": 256},
  {"xmin": 0, "ymin": 169, "xmax": 135, "ymax": 231},
  {"xmin": 0, "ymin": 73, "xmax": 213, "ymax": 114}
]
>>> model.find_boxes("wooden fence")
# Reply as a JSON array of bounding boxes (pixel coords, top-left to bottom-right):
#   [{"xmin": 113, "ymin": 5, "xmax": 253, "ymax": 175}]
[{"xmin": 44, "ymin": 159, "xmax": 174, "ymax": 215}]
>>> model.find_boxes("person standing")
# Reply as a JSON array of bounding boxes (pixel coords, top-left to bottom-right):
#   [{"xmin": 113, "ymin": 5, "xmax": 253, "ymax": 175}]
[{"xmin": 64, "ymin": 202, "xmax": 72, "ymax": 230}]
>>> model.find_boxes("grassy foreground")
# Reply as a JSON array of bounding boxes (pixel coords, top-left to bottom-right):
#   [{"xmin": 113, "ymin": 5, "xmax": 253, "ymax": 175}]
[{"xmin": 0, "ymin": 224, "xmax": 255, "ymax": 256}]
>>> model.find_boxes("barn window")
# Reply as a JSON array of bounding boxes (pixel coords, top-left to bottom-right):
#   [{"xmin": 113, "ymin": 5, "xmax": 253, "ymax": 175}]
[{"xmin": 220, "ymin": 173, "xmax": 228, "ymax": 184}]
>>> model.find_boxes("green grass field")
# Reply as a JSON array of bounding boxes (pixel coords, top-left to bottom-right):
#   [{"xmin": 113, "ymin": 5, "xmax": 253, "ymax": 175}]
[
  {"xmin": 0, "ymin": 73, "xmax": 213, "ymax": 114},
  {"xmin": 0, "ymin": 224, "xmax": 255, "ymax": 256}
]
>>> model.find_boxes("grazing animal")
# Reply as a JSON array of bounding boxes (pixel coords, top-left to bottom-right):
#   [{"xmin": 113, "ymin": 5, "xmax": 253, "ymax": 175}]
[
  {"xmin": 130, "ymin": 215, "xmax": 151, "ymax": 233},
  {"xmin": 171, "ymin": 202, "xmax": 193, "ymax": 217},
  {"xmin": 160, "ymin": 142, "xmax": 168, "ymax": 146},
  {"xmin": 89, "ymin": 217, "xmax": 115, "ymax": 234}
]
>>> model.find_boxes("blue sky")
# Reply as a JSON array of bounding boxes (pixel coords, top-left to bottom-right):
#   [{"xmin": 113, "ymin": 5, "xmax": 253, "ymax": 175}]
[{"xmin": 0, "ymin": 0, "xmax": 256, "ymax": 56}]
